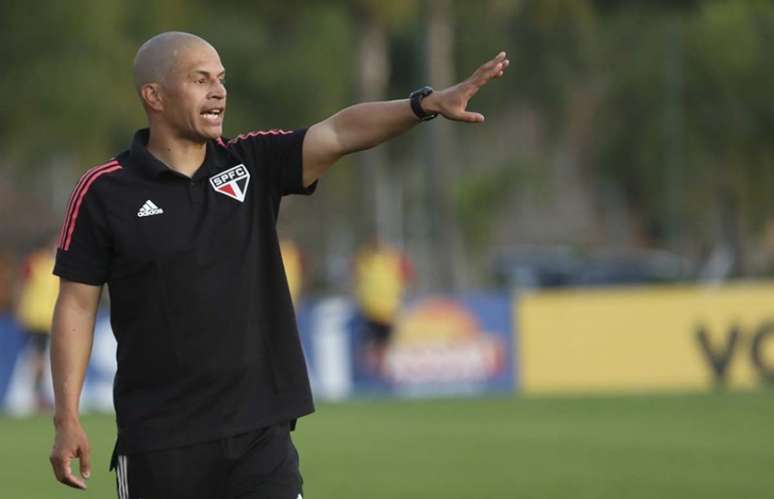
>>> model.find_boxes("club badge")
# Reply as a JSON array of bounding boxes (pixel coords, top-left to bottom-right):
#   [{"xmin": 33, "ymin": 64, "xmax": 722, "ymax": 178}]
[{"xmin": 210, "ymin": 164, "xmax": 250, "ymax": 202}]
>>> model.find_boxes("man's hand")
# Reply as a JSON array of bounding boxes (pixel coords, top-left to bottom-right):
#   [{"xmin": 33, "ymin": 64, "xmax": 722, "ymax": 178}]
[
  {"xmin": 301, "ymin": 50, "xmax": 509, "ymax": 186},
  {"xmin": 423, "ymin": 51, "xmax": 510, "ymax": 123},
  {"xmin": 50, "ymin": 418, "xmax": 92, "ymax": 489}
]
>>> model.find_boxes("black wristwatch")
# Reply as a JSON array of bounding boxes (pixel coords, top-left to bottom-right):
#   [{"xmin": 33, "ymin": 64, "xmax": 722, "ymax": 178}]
[{"xmin": 409, "ymin": 86, "xmax": 439, "ymax": 122}]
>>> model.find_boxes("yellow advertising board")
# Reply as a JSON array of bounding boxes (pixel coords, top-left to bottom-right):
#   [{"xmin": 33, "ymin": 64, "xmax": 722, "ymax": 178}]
[{"xmin": 518, "ymin": 282, "xmax": 774, "ymax": 393}]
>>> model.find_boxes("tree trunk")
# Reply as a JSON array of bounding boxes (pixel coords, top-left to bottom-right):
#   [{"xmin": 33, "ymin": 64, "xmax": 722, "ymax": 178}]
[
  {"xmin": 354, "ymin": 6, "xmax": 400, "ymax": 245},
  {"xmin": 424, "ymin": 0, "xmax": 463, "ymax": 291}
]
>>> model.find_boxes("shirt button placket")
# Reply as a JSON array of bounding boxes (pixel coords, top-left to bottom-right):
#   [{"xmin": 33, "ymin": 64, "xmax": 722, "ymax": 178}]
[{"xmin": 190, "ymin": 180, "xmax": 203, "ymax": 205}]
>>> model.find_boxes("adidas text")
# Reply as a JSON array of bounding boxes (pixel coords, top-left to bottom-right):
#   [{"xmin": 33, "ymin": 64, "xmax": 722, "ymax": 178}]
[{"xmin": 137, "ymin": 200, "xmax": 164, "ymax": 217}]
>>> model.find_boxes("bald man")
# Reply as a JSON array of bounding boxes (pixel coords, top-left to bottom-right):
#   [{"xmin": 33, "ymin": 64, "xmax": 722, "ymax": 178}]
[{"xmin": 49, "ymin": 31, "xmax": 508, "ymax": 498}]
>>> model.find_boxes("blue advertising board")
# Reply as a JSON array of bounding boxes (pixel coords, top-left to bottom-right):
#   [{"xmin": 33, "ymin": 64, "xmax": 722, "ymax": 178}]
[
  {"xmin": 0, "ymin": 310, "xmax": 116, "ymax": 415},
  {"xmin": 0, "ymin": 292, "xmax": 516, "ymax": 412},
  {"xmin": 298, "ymin": 292, "xmax": 515, "ymax": 400}
]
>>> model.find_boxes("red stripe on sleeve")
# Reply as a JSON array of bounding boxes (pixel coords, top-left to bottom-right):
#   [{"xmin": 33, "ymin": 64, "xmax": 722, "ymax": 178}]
[
  {"xmin": 58, "ymin": 160, "xmax": 119, "ymax": 248},
  {"xmin": 227, "ymin": 129, "xmax": 292, "ymax": 145},
  {"xmin": 60, "ymin": 163, "xmax": 123, "ymax": 251}
]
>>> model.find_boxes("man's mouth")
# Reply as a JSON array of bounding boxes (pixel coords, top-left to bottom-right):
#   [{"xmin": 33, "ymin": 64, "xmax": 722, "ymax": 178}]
[{"xmin": 201, "ymin": 107, "xmax": 224, "ymax": 123}]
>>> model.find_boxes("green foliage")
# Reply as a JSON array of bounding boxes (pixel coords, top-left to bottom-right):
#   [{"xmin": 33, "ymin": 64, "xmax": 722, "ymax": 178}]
[
  {"xmin": 456, "ymin": 156, "xmax": 546, "ymax": 249},
  {"xmin": 3, "ymin": 0, "xmax": 774, "ymax": 275},
  {"xmin": 201, "ymin": 4, "xmax": 354, "ymax": 131},
  {"xmin": 0, "ymin": 0, "xmax": 356, "ymax": 169},
  {"xmin": 0, "ymin": 1, "xmax": 139, "ymax": 166},
  {"xmin": 591, "ymin": 0, "xmax": 774, "ymax": 250}
]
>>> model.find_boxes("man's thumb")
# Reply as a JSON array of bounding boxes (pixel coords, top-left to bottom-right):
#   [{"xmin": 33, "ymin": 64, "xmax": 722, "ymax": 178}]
[
  {"xmin": 79, "ymin": 449, "xmax": 92, "ymax": 479},
  {"xmin": 460, "ymin": 111, "xmax": 485, "ymax": 123}
]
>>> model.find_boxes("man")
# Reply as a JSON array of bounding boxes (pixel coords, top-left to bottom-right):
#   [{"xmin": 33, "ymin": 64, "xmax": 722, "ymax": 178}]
[
  {"xmin": 49, "ymin": 31, "xmax": 507, "ymax": 498},
  {"xmin": 16, "ymin": 236, "xmax": 59, "ymax": 411},
  {"xmin": 279, "ymin": 238, "xmax": 304, "ymax": 306},
  {"xmin": 354, "ymin": 238, "xmax": 414, "ymax": 377}
]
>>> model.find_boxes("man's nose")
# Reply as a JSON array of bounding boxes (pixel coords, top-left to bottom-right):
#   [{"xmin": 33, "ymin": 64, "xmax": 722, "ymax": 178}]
[{"xmin": 210, "ymin": 81, "xmax": 226, "ymax": 99}]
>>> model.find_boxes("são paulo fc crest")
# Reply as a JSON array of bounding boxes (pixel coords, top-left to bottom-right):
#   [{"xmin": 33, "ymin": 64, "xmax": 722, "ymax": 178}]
[{"xmin": 210, "ymin": 164, "xmax": 250, "ymax": 202}]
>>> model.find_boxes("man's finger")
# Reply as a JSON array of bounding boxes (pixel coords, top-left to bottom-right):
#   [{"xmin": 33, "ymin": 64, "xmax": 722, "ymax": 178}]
[
  {"xmin": 472, "ymin": 63, "xmax": 502, "ymax": 86},
  {"xmin": 79, "ymin": 446, "xmax": 92, "ymax": 480},
  {"xmin": 482, "ymin": 51, "xmax": 506, "ymax": 67},
  {"xmin": 483, "ymin": 51, "xmax": 507, "ymax": 73},
  {"xmin": 472, "ymin": 53, "xmax": 505, "ymax": 80},
  {"xmin": 473, "ymin": 58, "xmax": 509, "ymax": 87},
  {"xmin": 62, "ymin": 466, "xmax": 87, "ymax": 490},
  {"xmin": 494, "ymin": 60, "xmax": 509, "ymax": 79},
  {"xmin": 488, "ymin": 58, "xmax": 509, "ymax": 77},
  {"xmin": 51, "ymin": 455, "xmax": 87, "ymax": 490},
  {"xmin": 456, "ymin": 111, "xmax": 485, "ymax": 123}
]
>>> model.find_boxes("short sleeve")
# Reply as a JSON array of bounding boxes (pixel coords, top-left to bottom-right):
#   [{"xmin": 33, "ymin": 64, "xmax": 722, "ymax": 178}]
[
  {"xmin": 54, "ymin": 181, "xmax": 112, "ymax": 286},
  {"xmin": 227, "ymin": 128, "xmax": 318, "ymax": 198}
]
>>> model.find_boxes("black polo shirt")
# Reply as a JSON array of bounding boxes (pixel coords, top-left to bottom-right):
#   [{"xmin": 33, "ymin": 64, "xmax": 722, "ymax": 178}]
[{"xmin": 54, "ymin": 128, "xmax": 316, "ymax": 454}]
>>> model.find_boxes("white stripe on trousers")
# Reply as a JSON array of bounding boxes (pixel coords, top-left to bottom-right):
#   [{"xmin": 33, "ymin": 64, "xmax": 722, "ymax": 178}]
[
  {"xmin": 117, "ymin": 455, "xmax": 129, "ymax": 499},
  {"xmin": 116, "ymin": 456, "xmax": 123, "ymax": 499}
]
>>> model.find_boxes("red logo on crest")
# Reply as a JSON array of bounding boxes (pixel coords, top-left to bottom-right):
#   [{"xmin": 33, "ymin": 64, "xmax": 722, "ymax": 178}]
[{"xmin": 210, "ymin": 164, "xmax": 250, "ymax": 202}]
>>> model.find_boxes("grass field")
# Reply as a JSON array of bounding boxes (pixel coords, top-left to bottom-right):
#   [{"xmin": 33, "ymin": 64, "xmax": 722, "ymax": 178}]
[{"xmin": 1, "ymin": 390, "xmax": 772, "ymax": 498}]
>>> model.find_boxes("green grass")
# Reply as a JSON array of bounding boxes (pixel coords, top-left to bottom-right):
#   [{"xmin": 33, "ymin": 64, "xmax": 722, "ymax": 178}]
[{"xmin": 1, "ymin": 391, "xmax": 772, "ymax": 498}]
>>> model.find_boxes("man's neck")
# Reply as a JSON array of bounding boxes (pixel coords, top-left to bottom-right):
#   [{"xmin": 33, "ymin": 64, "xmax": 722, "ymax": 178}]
[{"xmin": 146, "ymin": 126, "xmax": 207, "ymax": 178}]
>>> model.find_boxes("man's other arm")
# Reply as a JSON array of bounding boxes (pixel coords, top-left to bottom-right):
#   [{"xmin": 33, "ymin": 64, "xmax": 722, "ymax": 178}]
[
  {"xmin": 49, "ymin": 279, "xmax": 102, "ymax": 490},
  {"xmin": 301, "ymin": 51, "xmax": 509, "ymax": 188}
]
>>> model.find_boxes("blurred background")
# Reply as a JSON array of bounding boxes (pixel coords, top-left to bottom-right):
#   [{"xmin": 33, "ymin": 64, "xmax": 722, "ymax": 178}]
[{"xmin": 1, "ymin": 0, "xmax": 773, "ymax": 498}]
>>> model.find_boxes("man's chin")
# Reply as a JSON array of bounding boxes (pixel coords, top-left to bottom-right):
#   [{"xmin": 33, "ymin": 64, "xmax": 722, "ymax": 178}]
[
  {"xmin": 206, "ymin": 129, "xmax": 223, "ymax": 140},
  {"xmin": 196, "ymin": 126, "xmax": 223, "ymax": 142}
]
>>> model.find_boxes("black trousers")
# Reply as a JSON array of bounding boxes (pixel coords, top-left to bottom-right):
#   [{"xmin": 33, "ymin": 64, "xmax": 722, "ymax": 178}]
[{"xmin": 113, "ymin": 422, "xmax": 303, "ymax": 499}]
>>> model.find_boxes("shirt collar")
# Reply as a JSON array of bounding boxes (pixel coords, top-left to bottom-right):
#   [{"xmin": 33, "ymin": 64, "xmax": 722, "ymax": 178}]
[{"xmin": 128, "ymin": 128, "xmax": 222, "ymax": 181}]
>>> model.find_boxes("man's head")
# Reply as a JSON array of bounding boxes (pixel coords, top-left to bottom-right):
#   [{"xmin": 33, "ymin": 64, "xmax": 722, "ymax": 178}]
[{"xmin": 133, "ymin": 32, "xmax": 226, "ymax": 142}]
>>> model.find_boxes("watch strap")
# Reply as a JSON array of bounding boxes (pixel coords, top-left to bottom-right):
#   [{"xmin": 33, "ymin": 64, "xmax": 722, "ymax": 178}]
[{"xmin": 409, "ymin": 86, "xmax": 438, "ymax": 122}]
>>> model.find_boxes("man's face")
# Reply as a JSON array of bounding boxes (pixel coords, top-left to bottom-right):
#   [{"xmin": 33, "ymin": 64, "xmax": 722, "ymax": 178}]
[{"xmin": 160, "ymin": 43, "xmax": 227, "ymax": 142}]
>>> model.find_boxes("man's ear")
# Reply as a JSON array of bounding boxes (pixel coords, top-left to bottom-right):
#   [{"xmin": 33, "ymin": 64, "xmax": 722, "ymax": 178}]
[{"xmin": 140, "ymin": 83, "xmax": 164, "ymax": 112}]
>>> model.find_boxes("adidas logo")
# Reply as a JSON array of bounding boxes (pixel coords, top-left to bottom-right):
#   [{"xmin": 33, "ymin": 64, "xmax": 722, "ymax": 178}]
[{"xmin": 137, "ymin": 200, "xmax": 164, "ymax": 217}]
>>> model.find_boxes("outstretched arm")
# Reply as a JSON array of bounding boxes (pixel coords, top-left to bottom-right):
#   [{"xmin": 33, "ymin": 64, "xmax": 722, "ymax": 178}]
[
  {"xmin": 49, "ymin": 279, "xmax": 102, "ymax": 490},
  {"xmin": 302, "ymin": 51, "xmax": 509, "ymax": 187}
]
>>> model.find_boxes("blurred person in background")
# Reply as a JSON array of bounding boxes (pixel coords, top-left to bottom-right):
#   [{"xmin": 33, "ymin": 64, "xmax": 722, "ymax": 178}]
[
  {"xmin": 0, "ymin": 252, "xmax": 14, "ymax": 316},
  {"xmin": 280, "ymin": 238, "xmax": 304, "ymax": 306},
  {"xmin": 15, "ymin": 236, "xmax": 58, "ymax": 412},
  {"xmin": 754, "ymin": 218, "xmax": 774, "ymax": 277},
  {"xmin": 48, "ymin": 31, "xmax": 507, "ymax": 497},
  {"xmin": 354, "ymin": 238, "xmax": 414, "ymax": 376}
]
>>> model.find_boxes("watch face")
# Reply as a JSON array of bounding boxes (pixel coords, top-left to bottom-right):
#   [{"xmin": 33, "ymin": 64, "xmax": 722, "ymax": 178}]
[{"xmin": 412, "ymin": 86, "xmax": 433, "ymax": 99}]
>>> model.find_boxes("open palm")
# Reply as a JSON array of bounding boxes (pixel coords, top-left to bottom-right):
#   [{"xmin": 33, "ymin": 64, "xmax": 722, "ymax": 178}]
[{"xmin": 433, "ymin": 51, "xmax": 509, "ymax": 123}]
